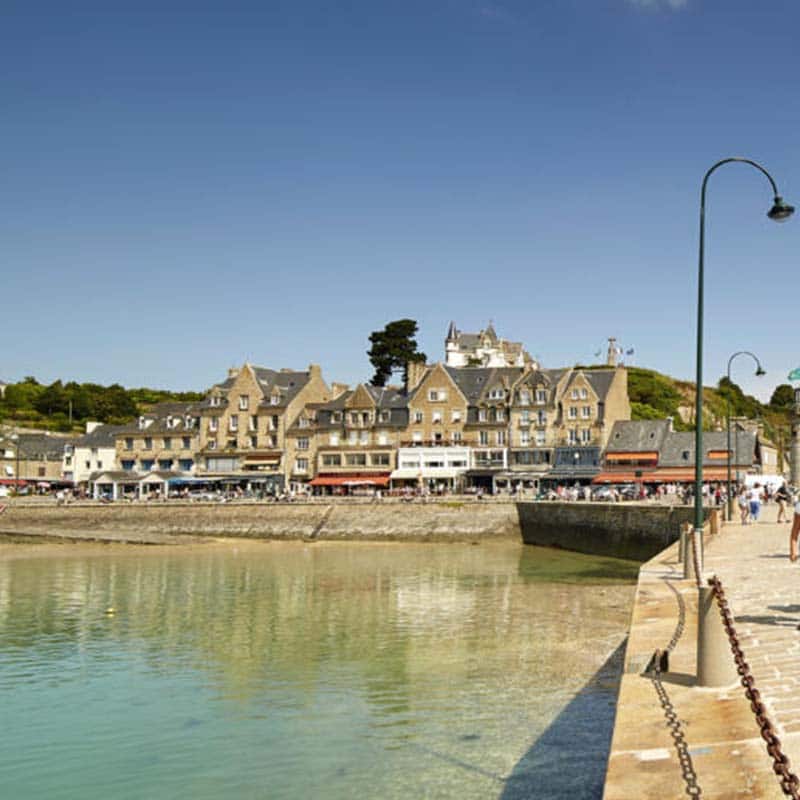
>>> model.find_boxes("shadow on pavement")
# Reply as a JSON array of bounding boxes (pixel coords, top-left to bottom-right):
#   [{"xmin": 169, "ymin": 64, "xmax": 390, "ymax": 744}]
[{"xmin": 498, "ymin": 640, "xmax": 626, "ymax": 800}]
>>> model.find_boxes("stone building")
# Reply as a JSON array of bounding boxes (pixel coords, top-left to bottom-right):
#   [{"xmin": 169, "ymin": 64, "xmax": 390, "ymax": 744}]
[
  {"xmin": 595, "ymin": 418, "xmax": 762, "ymax": 486},
  {"xmin": 0, "ymin": 432, "xmax": 73, "ymax": 486},
  {"xmin": 114, "ymin": 402, "xmax": 202, "ymax": 478},
  {"xmin": 444, "ymin": 321, "xmax": 536, "ymax": 369},
  {"xmin": 196, "ymin": 363, "xmax": 330, "ymax": 492},
  {"xmin": 307, "ymin": 383, "xmax": 409, "ymax": 493}
]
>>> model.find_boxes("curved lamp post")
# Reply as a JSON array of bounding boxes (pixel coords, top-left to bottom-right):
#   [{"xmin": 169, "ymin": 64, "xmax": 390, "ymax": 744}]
[
  {"xmin": 694, "ymin": 158, "xmax": 793, "ymax": 569},
  {"xmin": 725, "ymin": 351, "xmax": 765, "ymax": 521}
]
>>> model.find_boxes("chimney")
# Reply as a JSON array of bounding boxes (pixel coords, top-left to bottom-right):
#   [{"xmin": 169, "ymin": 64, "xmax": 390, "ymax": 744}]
[
  {"xmin": 405, "ymin": 360, "xmax": 427, "ymax": 393},
  {"xmin": 228, "ymin": 367, "xmax": 240, "ymax": 379},
  {"xmin": 308, "ymin": 363, "xmax": 322, "ymax": 381},
  {"xmin": 331, "ymin": 382, "xmax": 350, "ymax": 399}
]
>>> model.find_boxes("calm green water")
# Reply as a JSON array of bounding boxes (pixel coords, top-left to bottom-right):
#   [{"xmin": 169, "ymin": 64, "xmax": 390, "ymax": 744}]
[{"xmin": 0, "ymin": 541, "xmax": 637, "ymax": 800}]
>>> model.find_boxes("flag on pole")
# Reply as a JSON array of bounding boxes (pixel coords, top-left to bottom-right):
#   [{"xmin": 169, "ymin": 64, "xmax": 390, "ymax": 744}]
[{"xmin": 788, "ymin": 367, "xmax": 800, "ymax": 382}]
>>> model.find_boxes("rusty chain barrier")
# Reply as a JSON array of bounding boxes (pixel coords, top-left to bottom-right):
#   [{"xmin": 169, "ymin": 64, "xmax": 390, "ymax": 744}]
[
  {"xmin": 645, "ymin": 570, "xmax": 703, "ymax": 797},
  {"xmin": 708, "ymin": 574, "xmax": 800, "ymax": 799}
]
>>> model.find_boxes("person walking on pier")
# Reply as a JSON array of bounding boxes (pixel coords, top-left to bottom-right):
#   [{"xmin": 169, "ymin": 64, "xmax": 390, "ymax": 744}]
[
  {"xmin": 737, "ymin": 486, "xmax": 750, "ymax": 524},
  {"xmin": 748, "ymin": 483, "xmax": 763, "ymax": 523},
  {"xmin": 776, "ymin": 481, "xmax": 791, "ymax": 523}
]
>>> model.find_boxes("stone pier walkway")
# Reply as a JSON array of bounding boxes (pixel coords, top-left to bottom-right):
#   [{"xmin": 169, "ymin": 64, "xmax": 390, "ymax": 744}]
[{"xmin": 605, "ymin": 503, "xmax": 800, "ymax": 799}]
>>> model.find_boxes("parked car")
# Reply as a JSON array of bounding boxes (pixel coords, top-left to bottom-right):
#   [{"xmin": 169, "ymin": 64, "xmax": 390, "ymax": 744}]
[{"xmin": 592, "ymin": 486, "xmax": 616, "ymax": 501}]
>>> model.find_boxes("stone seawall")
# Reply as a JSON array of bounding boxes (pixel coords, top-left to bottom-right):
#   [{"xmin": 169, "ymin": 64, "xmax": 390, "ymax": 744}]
[
  {"xmin": 0, "ymin": 501, "xmax": 521, "ymax": 543},
  {"xmin": 516, "ymin": 502, "xmax": 700, "ymax": 561}
]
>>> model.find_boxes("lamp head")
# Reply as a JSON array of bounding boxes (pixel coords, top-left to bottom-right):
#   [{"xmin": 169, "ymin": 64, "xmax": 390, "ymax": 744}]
[
  {"xmin": 767, "ymin": 196, "xmax": 795, "ymax": 222},
  {"xmin": 755, "ymin": 366, "xmax": 766, "ymax": 377}
]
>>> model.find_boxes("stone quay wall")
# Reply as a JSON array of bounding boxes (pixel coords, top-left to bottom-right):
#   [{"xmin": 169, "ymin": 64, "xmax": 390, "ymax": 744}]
[
  {"xmin": 0, "ymin": 500, "xmax": 522, "ymax": 543},
  {"xmin": 516, "ymin": 501, "xmax": 700, "ymax": 561},
  {"xmin": 2, "ymin": 499, "xmax": 702, "ymax": 555}
]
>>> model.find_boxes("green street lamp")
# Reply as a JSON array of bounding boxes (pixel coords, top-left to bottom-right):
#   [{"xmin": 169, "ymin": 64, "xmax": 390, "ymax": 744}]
[
  {"xmin": 725, "ymin": 351, "xmax": 765, "ymax": 521},
  {"xmin": 694, "ymin": 158, "xmax": 793, "ymax": 569}
]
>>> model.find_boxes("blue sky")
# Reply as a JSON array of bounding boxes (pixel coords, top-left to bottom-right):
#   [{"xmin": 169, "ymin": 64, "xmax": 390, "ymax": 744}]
[{"xmin": 2, "ymin": 0, "xmax": 798, "ymax": 401}]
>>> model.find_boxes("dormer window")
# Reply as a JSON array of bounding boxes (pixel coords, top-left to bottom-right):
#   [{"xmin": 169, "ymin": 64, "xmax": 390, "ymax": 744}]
[
  {"xmin": 239, "ymin": 395, "xmax": 249, "ymax": 411},
  {"xmin": 536, "ymin": 390, "xmax": 547, "ymax": 404},
  {"xmin": 271, "ymin": 394, "xmax": 280, "ymax": 406},
  {"xmin": 519, "ymin": 390, "xmax": 530, "ymax": 405},
  {"xmin": 488, "ymin": 388, "xmax": 505, "ymax": 400},
  {"xmin": 138, "ymin": 416, "xmax": 146, "ymax": 429},
  {"xmin": 210, "ymin": 395, "xmax": 221, "ymax": 407},
  {"xmin": 166, "ymin": 416, "xmax": 174, "ymax": 429}
]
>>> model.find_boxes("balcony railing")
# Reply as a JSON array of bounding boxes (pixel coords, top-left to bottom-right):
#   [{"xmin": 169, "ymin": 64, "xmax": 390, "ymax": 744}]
[{"xmin": 400, "ymin": 440, "xmax": 463, "ymax": 448}]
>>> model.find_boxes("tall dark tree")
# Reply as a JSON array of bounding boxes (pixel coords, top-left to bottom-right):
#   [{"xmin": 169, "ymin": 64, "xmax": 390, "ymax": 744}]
[
  {"xmin": 367, "ymin": 319, "xmax": 426, "ymax": 386},
  {"xmin": 770, "ymin": 384, "xmax": 795, "ymax": 409}
]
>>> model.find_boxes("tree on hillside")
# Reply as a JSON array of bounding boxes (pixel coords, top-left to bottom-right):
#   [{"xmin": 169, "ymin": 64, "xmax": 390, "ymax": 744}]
[
  {"xmin": 770, "ymin": 384, "xmax": 795, "ymax": 409},
  {"xmin": 716, "ymin": 376, "xmax": 762, "ymax": 419},
  {"xmin": 367, "ymin": 319, "xmax": 426, "ymax": 386}
]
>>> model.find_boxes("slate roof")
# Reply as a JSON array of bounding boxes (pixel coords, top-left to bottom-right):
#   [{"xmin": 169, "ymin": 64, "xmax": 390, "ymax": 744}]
[
  {"xmin": 659, "ymin": 431, "xmax": 757, "ymax": 468},
  {"xmin": 606, "ymin": 420, "xmax": 674, "ymax": 453},
  {"xmin": 1, "ymin": 433, "xmax": 74, "ymax": 460},
  {"xmin": 605, "ymin": 420, "xmax": 758, "ymax": 467},
  {"xmin": 74, "ymin": 424, "xmax": 128, "ymax": 449},
  {"xmin": 115, "ymin": 401, "xmax": 202, "ymax": 436},
  {"xmin": 313, "ymin": 384, "xmax": 410, "ymax": 430},
  {"xmin": 445, "ymin": 366, "xmax": 523, "ymax": 403}
]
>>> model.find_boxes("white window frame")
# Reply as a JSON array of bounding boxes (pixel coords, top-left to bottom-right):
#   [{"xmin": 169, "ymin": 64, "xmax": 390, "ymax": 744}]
[{"xmin": 239, "ymin": 395, "xmax": 249, "ymax": 410}]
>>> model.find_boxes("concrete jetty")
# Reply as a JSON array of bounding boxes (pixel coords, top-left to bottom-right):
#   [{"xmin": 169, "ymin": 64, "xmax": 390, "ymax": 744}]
[{"xmin": 605, "ymin": 504, "xmax": 800, "ymax": 799}]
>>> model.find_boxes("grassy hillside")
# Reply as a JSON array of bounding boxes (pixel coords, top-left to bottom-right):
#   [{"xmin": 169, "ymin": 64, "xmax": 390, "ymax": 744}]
[
  {"xmin": 0, "ymin": 377, "xmax": 204, "ymax": 433},
  {"xmin": 626, "ymin": 366, "xmax": 791, "ymax": 453}
]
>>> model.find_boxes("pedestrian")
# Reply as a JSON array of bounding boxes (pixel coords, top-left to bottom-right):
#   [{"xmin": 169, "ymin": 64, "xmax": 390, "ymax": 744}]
[
  {"xmin": 790, "ymin": 493, "xmax": 800, "ymax": 562},
  {"xmin": 737, "ymin": 486, "xmax": 750, "ymax": 524},
  {"xmin": 748, "ymin": 482, "xmax": 762, "ymax": 523},
  {"xmin": 776, "ymin": 481, "xmax": 791, "ymax": 524}
]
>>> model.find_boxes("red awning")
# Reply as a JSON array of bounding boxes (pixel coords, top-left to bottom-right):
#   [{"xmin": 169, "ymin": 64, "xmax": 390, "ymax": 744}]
[
  {"xmin": 605, "ymin": 452, "xmax": 659, "ymax": 462},
  {"xmin": 309, "ymin": 474, "xmax": 391, "ymax": 487},
  {"xmin": 649, "ymin": 468, "xmax": 732, "ymax": 482},
  {"xmin": 0, "ymin": 478, "xmax": 27, "ymax": 486}
]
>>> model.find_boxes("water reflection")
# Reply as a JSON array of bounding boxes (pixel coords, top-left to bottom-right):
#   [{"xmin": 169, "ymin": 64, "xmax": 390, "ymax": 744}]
[{"xmin": 0, "ymin": 542, "xmax": 635, "ymax": 799}]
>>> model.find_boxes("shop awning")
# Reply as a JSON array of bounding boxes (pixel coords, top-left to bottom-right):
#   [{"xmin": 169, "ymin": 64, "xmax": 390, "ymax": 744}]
[
  {"xmin": 649, "ymin": 468, "xmax": 732, "ymax": 482},
  {"xmin": 605, "ymin": 452, "xmax": 658, "ymax": 462},
  {"xmin": 310, "ymin": 474, "xmax": 390, "ymax": 487},
  {"xmin": 592, "ymin": 472, "xmax": 640, "ymax": 484},
  {"xmin": 390, "ymin": 468, "xmax": 459, "ymax": 480}
]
